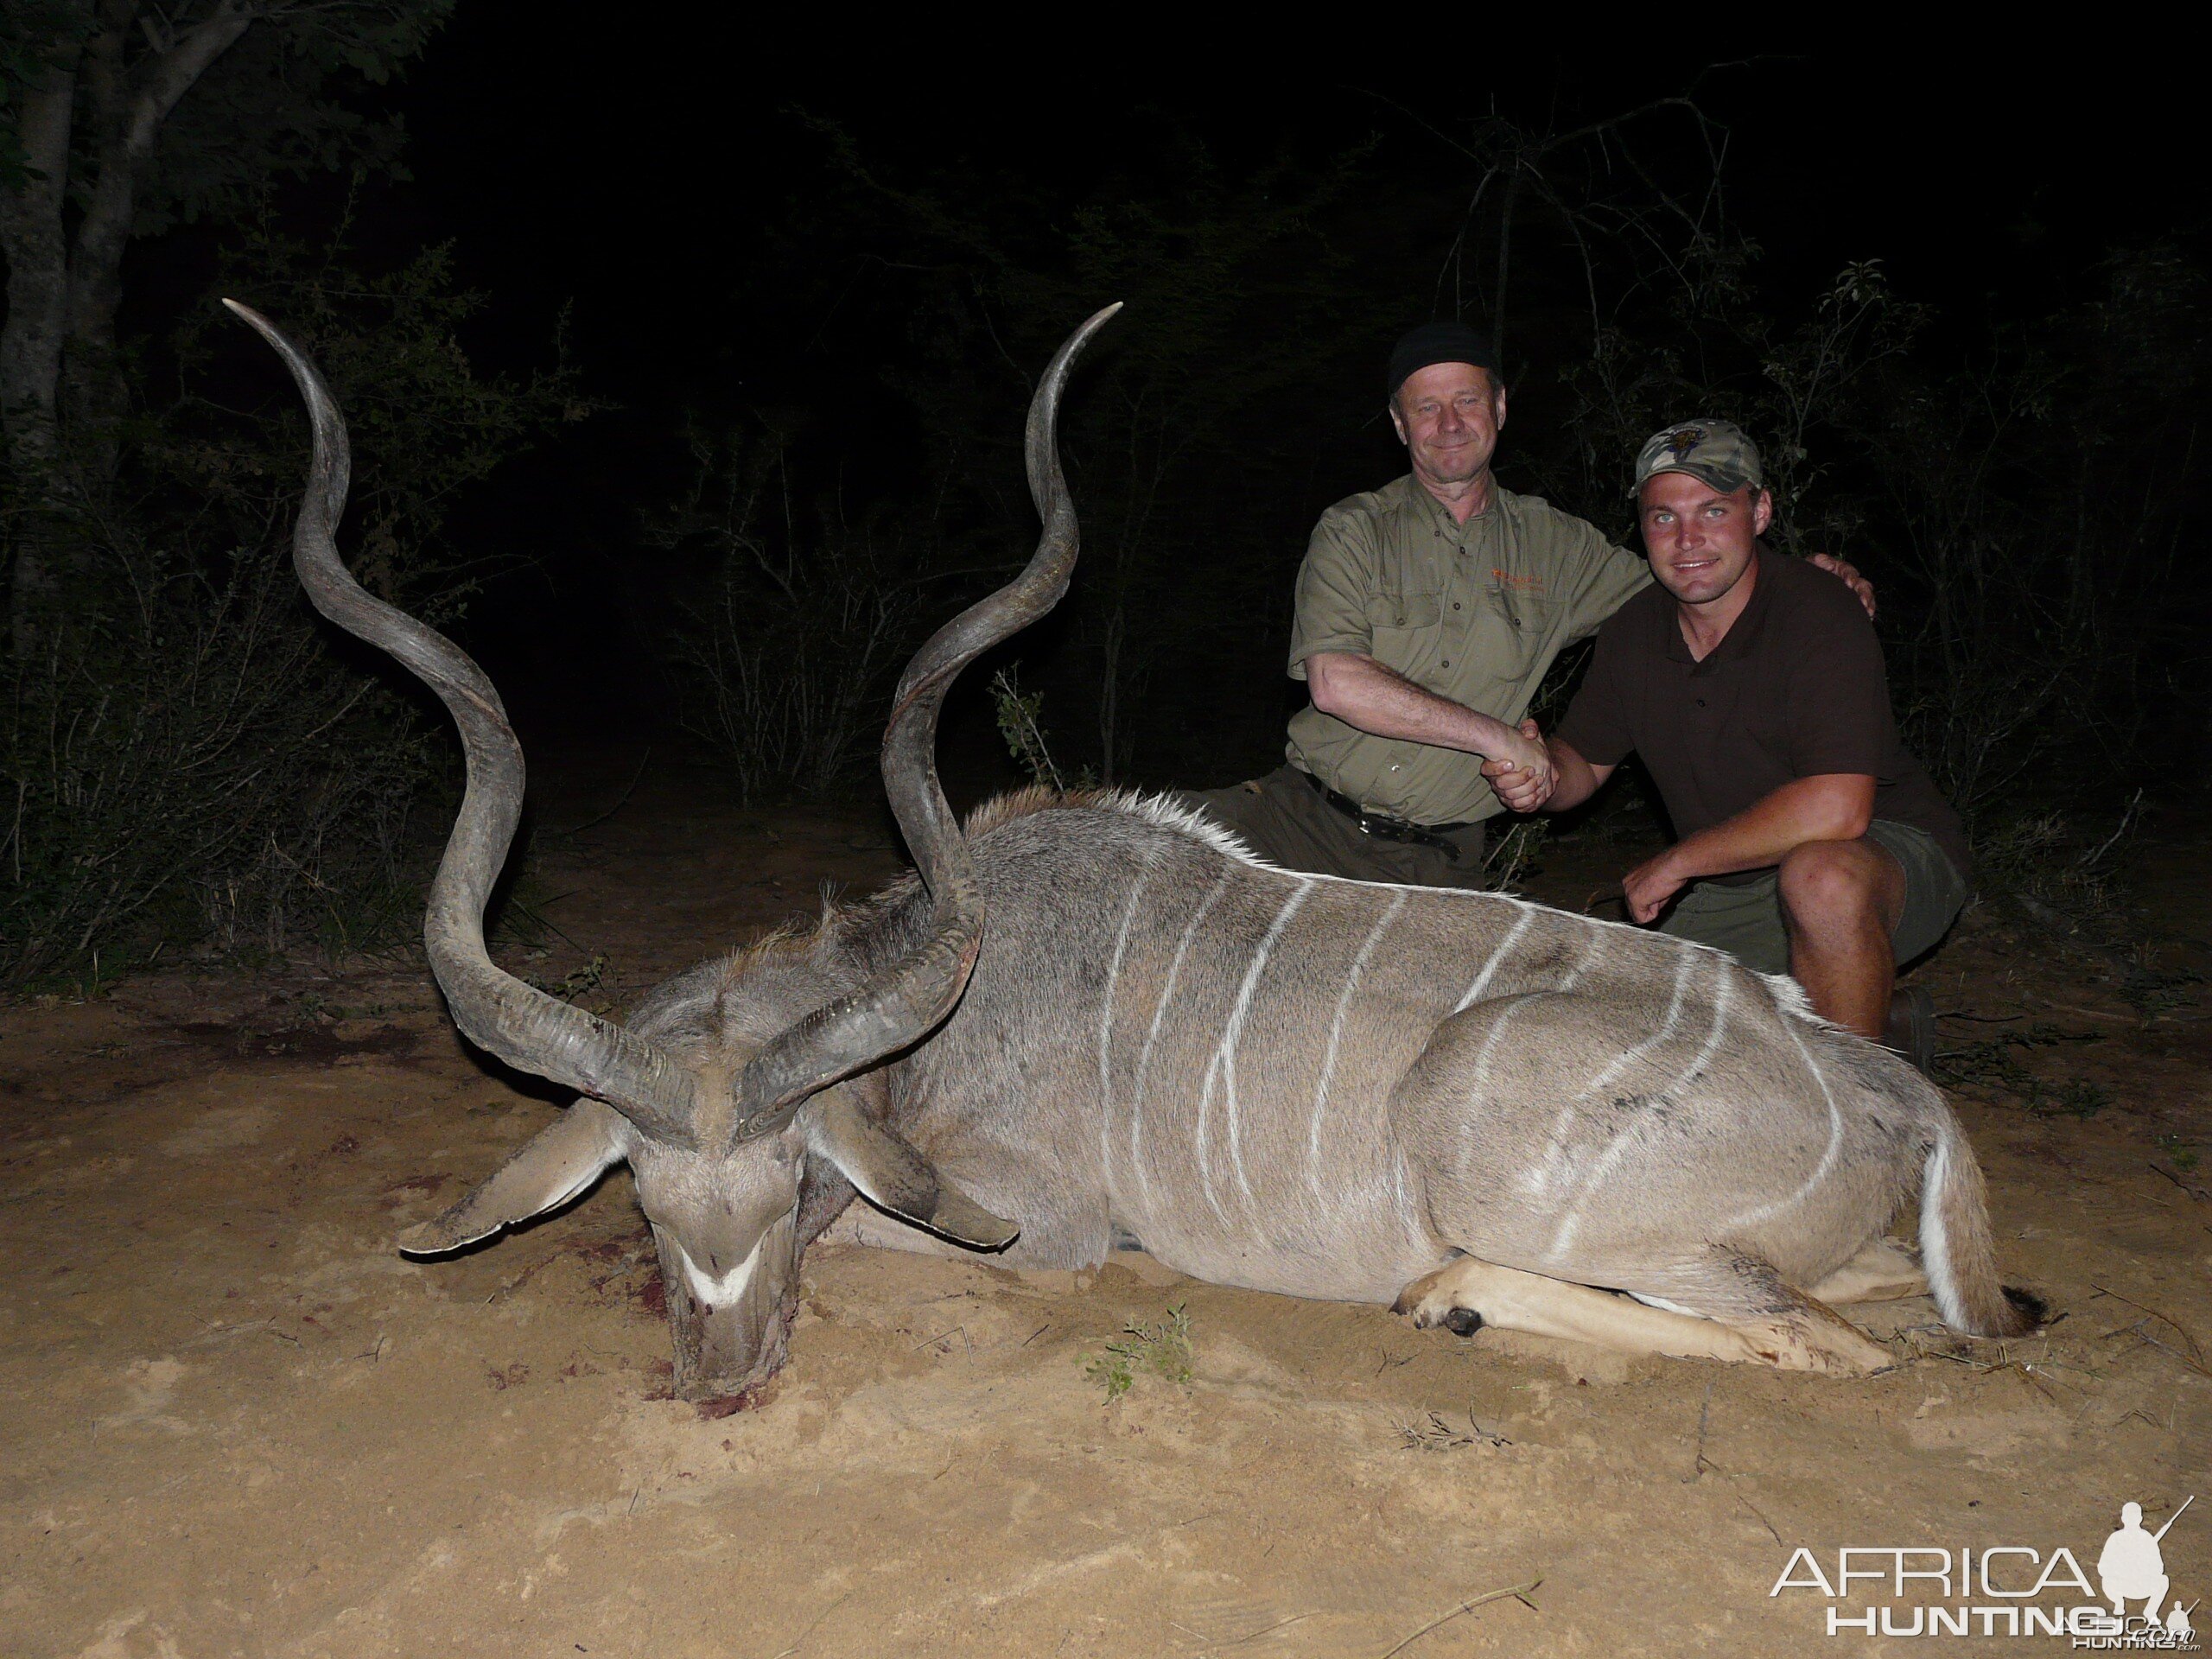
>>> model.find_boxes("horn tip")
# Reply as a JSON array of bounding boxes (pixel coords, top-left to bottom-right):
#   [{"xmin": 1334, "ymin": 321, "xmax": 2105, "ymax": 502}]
[{"xmin": 221, "ymin": 297, "xmax": 274, "ymax": 338}]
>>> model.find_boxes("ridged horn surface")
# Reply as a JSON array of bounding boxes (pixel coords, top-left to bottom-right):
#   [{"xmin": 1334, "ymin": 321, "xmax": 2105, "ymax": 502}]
[
  {"xmin": 728, "ymin": 302, "xmax": 1122, "ymax": 1143},
  {"xmin": 226, "ymin": 299, "xmax": 702, "ymax": 1146}
]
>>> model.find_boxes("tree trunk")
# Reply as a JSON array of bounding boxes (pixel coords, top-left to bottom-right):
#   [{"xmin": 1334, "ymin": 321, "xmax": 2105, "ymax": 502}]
[
  {"xmin": 0, "ymin": 1, "xmax": 251, "ymax": 652},
  {"xmin": 1491, "ymin": 162, "xmax": 1522, "ymax": 365},
  {"xmin": 1, "ymin": 16, "xmax": 88, "ymax": 652},
  {"xmin": 63, "ymin": 1, "xmax": 251, "ymax": 478},
  {"xmin": 1097, "ymin": 598, "xmax": 1124, "ymax": 787}
]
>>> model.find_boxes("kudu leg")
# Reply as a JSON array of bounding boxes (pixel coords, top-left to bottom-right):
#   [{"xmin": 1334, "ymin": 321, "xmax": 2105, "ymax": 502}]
[
  {"xmin": 1393, "ymin": 1255, "xmax": 1895, "ymax": 1376},
  {"xmin": 1804, "ymin": 1237, "xmax": 1928, "ymax": 1306}
]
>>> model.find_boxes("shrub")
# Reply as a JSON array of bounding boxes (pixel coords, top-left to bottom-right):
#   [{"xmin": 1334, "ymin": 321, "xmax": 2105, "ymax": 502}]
[{"xmin": 0, "ymin": 222, "xmax": 588, "ymax": 985}]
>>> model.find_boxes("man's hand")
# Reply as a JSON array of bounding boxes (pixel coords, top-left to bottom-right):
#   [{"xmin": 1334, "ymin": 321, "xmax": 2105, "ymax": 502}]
[
  {"xmin": 1622, "ymin": 849, "xmax": 1690, "ymax": 924},
  {"xmin": 1808, "ymin": 552, "xmax": 1876, "ymax": 620},
  {"xmin": 1480, "ymin": 718, "xmax": 1555, "ymax": 812}
]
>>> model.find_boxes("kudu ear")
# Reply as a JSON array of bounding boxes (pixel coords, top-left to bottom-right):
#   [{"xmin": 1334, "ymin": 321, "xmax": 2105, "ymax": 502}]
[
  {"xmin": 397, "ymin": 1100, "xmax": 627, "ymax": 1255},
  {"xmin": 804, "ymin": 1092, "xmax": 1018, "ymax": 1251}
]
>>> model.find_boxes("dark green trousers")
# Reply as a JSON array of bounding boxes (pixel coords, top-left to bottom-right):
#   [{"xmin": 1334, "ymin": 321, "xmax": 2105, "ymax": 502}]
[{"xmin": 1179, "ymin": 766, "xmax": 1489, "ymax": 889}]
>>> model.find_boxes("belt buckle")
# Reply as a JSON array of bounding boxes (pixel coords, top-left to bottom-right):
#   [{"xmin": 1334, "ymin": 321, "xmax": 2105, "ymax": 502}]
[{"xmin": 1358, "ymin": 810, "xmax": 1405, "ymax": 844}]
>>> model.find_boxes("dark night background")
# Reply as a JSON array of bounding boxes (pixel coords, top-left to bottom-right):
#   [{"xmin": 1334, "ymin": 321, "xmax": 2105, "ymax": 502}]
[
  {"xmin": 7, "ymin": 16, "xmax": 2208, "ymax": 977},
  {"xmin": 397, "ymin": 36, "xmax": 2204, "ymax": 741}
]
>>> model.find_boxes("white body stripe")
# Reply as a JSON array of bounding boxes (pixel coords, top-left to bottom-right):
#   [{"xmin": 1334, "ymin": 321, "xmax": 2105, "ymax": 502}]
[
  {"xmin": 1127, "ymin": 868, "xmax": 1231, "ymax": 1212},
  {"xmin": 1522, "ymin": 948, "xmax": 1698, "ymax": 1198},
  {"xmin": 1389, "ymin": 1148, "xmax": 1420, "ymax": 1236},
  {"xmin": 1452, "ymin": 909, "xmax": 1533, "ymax": 1013},
  {"xmin": 1466, "ymin": 989, "xmax": 1541, "ymax": 1093},
  {"xmin": 1307, "ymin": 888, "xmax": 1407, "ymax": 1190},
  {"xmin": 1724, "ymin": 1016, "xmax": 1846, "ymax": 1232},
  {"xmin": 1585, "ymin": 949, "xmax": 1696, "ymax": 1097},
  {"xmin": 1198, "ymin": 879, "xmax": 1313, "ymax": 1214},
  {"xmin": 1467, "ymin": 931, "xmax": 1601, "ymax": 1106},
  {"xmin": 1547, "ymin": 1115, "xmax": 1647, "ymax": 1262},
  {"xmin": 1097, "ymin": 857, "xmax": 1155, "ymax": 1200},
  {"xmin": 1673, "ymin": 971, "xmax": 1733, "ymax": 1093}
]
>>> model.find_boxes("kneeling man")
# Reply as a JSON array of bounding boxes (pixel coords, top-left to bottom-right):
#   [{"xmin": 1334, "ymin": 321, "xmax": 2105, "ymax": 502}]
[{"xmin": 1491, "ymin": 420, "xmax": 1968, "ymax": 1057}]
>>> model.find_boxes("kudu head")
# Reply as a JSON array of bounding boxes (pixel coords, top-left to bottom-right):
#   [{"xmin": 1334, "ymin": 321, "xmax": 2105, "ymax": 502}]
[{"xmin": 227, "ymin": 296, "xmax": 1118, "ymax": 1397}]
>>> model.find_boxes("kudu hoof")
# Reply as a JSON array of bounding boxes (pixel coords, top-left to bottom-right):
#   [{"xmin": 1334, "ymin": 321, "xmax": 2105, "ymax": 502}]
[{"xmin": 1389, "ymin": 1274, "xmax": 1485, "ymax": 1338}]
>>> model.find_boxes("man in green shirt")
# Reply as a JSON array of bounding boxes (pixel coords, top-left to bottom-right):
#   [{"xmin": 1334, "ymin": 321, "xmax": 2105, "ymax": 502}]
[{"xmin": 1190, "ymin": 322, "xmax": 1866, "ymax": 887}]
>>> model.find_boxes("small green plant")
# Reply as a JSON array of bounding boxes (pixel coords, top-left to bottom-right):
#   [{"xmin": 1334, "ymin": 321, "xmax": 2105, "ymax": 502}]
[
  {"xmin": 1482, "ymin": 817, "xmax": 1548, "ymax": 894},
  {"xmin": 2156, "ymin": 1134, "xmax": 2200, "ymax": 1172},
  {"xmin": 1971, "ymin": 805, "xmax": 2145, "ymax": 952},
  {"xmin": 1083, "ymin": 1303, "xmax": 1193, "ymax": 1402},
  {"xmin": 1395, "ymin": 1410, "xmax": 1510, "ymax": 1452},
  {"xmin": 488, "ymin": 863, "xmax": 584, "ymax": 954},
  {"xmin": 2047, "ymin": 1079, "xmax": 2111, "ymax": 1120},
  {"xmin": 2120, "ymin": 956, "xmax": 2205, "ymax": 1021},
  {"xmin": 988, "ymin": 665, "xmax": 1095, "ymax": 792},
  {"xmin": 1935, "ymin": 1022, "xmax": 2109, "ymax": 1118},
  {"xmin": 526, "ymin": 953, "xmax": 607, "ymax": 1003}
]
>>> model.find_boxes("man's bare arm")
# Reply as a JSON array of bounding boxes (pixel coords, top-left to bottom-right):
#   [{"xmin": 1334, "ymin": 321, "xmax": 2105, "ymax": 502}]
[
  {"xmin": 1306, "ymin": 652, "xmax": 1550, "ymax": 784},
  {"xmin": 1621, "ymin": 773, "xmax": 1878, "ymax": 923}
]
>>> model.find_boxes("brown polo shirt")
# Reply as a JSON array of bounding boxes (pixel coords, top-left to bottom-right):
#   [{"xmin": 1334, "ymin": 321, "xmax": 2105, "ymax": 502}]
[{"xmin": 1555, "ymin": 548, "xmax": 1970, "ymax": 885}]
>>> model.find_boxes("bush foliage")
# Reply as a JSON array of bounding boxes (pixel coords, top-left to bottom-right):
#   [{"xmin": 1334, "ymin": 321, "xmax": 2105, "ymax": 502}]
[{"xmin": 2, "ymin": 223, "xmax": 587, "ymax": 985}]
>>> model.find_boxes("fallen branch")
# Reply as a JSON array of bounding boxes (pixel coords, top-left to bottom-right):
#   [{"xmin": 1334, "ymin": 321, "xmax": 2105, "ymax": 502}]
[
  {"xmin": 551, "ymin": 746, "xmax": 653, "ymax": 836},
  {"xmin": 2089, "ymin": 1284, "xmax": 2206, "ymax": 1367},
  {"xmin": 1222, "ymin": 1611, "xmax": 1316, "ymax": 1647},
  {"xmin": 1379, "ymin": 1576, "xmax": 1542, "ymax": 1657},
  {"xmin": 2150, "ymin": 1163, "xmax": 2212, "ymax": 1204}
]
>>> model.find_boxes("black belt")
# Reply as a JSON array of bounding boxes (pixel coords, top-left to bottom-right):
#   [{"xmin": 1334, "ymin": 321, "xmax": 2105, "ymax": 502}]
[{"xmin": 1305, "ymin": 771, "xmax": 1472, "ymax": 856}]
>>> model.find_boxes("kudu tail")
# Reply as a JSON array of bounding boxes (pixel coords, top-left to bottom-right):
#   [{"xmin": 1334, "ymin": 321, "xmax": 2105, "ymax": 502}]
[{"xmin": 1920, "ymin": 1115, "xmax": 2041, "ymax": 1338}]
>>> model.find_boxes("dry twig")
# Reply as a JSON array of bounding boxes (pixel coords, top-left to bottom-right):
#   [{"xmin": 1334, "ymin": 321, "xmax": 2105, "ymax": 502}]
[
  {"xmin": 2090, "ymin": 1284, "xmax": 2207, "ymax": 1368},
  {"xmin": 1378, "ymin": 1576, "xmax": 1542, "ymax": 1658},
  {"xmin": 1682, "ymin": 1378, "xmax": 1716, "ymax": 1481}
]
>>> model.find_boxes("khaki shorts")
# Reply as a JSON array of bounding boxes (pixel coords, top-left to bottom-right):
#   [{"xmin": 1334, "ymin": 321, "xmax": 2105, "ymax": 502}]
[{"xmin": 1658, "ymin": 819, "xmax": 1968, "ymax": 977}]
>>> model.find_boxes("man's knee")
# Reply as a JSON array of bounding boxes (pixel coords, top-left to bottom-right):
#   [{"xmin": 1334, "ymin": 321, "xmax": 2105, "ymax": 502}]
[{"xmin": 1777, "ymin": 840, "xmax": 1890, "ymax": 933}]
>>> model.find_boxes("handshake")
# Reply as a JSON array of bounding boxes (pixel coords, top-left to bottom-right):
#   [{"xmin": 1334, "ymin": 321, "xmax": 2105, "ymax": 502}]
[{"xmin": 1479, "ymin": 718, "xmax": 1557, "ymax": 814}]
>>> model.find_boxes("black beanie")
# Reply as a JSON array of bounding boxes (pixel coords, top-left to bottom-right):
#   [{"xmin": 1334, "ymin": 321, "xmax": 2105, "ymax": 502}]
[{"xmin": 1386, "ymin": 321, "xmax": 1502, "ymax": 400}]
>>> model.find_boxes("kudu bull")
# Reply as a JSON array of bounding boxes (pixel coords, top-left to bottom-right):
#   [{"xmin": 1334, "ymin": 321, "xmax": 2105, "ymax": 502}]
[{"xmin": 229, "ymin": 298, "xmax": 2037, "ymax": 1402}]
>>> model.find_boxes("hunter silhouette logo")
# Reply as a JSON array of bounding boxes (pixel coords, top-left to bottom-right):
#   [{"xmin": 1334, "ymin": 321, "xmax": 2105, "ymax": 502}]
[
  {"xmin": 1768, "ymin": 1493, "xmax": 2198, "ymax": 1643},
  {"xmin": 2100, "ymin": 1497, "xmax": 2194, "ymax": 1635}
]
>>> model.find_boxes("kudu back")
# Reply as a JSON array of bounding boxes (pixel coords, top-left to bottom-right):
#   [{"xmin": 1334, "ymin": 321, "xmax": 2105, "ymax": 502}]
[{"xmin": 230, "ymin": 298, "xmax": 2036, "ymax": 1400}]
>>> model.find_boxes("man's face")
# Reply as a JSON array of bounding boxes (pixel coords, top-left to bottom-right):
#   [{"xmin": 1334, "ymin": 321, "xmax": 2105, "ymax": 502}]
[
  {"xmin": 1390, "ymin": 362, "xmax": 1506, "ymax": 489},
  {"xmin": 1637, "ymin": 472, "xmax": 1773, "ymax": 607}
]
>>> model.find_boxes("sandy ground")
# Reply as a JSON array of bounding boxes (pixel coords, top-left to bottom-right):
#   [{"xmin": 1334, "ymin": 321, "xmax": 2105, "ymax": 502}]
[{"xmin": 5, "ymin": 771, "xmax": 2209, "ymax": 1657}]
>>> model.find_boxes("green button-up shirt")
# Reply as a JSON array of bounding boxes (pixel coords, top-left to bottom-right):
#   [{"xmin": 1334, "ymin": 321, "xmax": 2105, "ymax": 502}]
[{"xmin": 1285, "ymin": 475, "xmax": 1652, "ymax": 826}]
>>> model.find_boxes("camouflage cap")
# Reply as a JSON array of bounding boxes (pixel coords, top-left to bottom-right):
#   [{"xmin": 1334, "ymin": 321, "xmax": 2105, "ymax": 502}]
[{"xmin": 1633, "ymin": 417, "xmax": 1763, "ymax": 494}]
